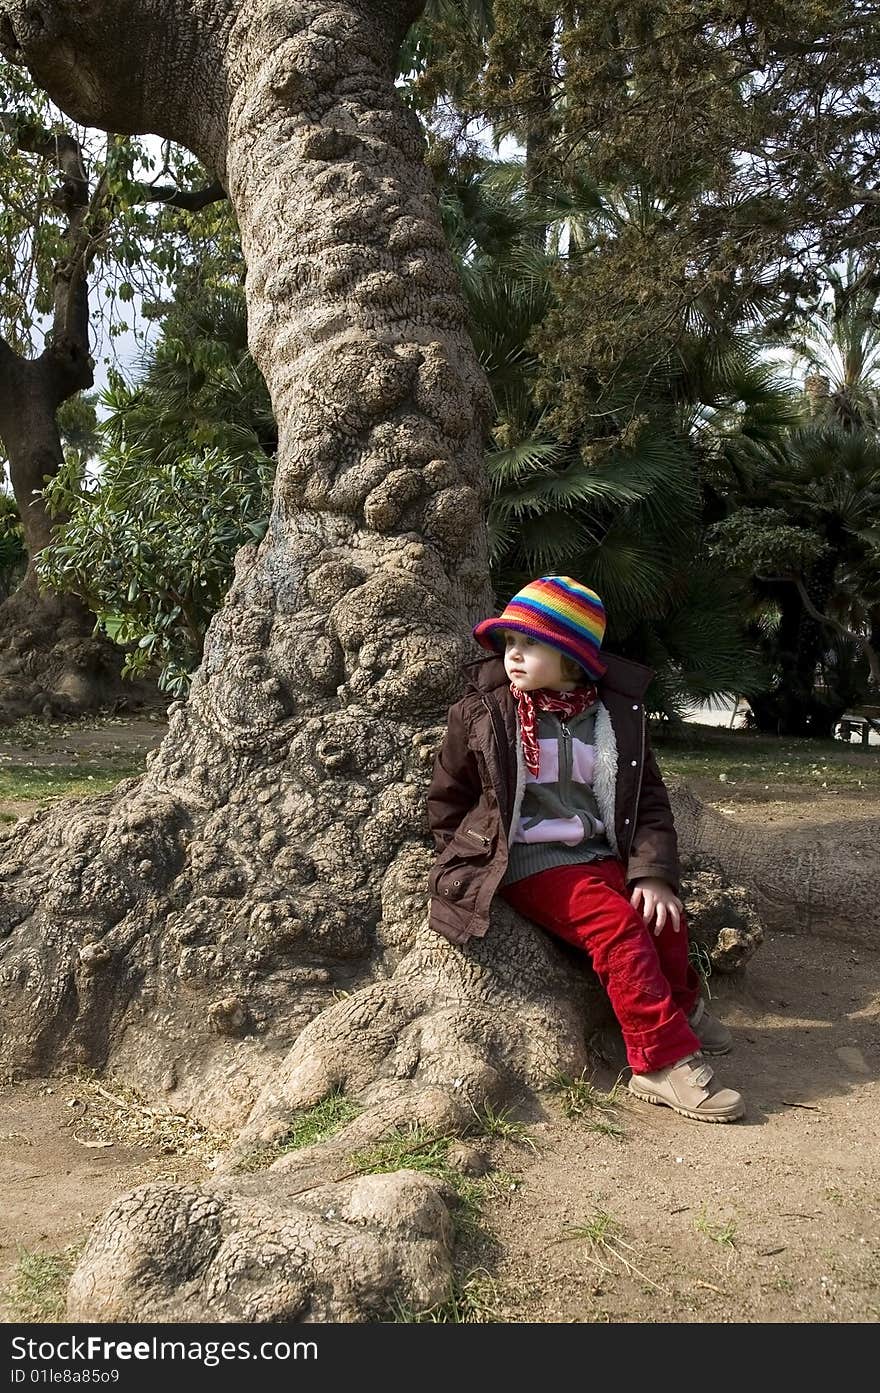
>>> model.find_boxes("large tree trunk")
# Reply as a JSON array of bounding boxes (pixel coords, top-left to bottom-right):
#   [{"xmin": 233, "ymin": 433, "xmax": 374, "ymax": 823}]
[
  {"xmin": 0, "ymin": 0, "xmax": 776, "ymax": 1322},
  {"xmin": 0, "ymin": 0, "xmax": 502, "ymax": 1091}
]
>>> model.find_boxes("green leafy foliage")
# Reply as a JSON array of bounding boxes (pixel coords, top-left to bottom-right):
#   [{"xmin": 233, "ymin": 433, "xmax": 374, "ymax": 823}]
[
  {"xmin": 405, "ymin": 2, "xmax": 880, "ymax": 450},
  {"xmin": 709, "ymin": 507, "xmax": 829, "ymax": 574},
  {"xmin": 406, "ymin": 7, "xmax": 880, "ymax": 728},
  {"xmin": 36, "ymin": 444, "xmax": 272, "ymax": 696},
  {"xmin": 32, "ymin": 274, "xmax": 273, "ymax": 695}
]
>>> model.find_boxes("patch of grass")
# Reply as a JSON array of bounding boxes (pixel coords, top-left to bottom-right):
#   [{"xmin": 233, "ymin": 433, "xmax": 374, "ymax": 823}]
[
  {"xmin": 466, "ymin": 1098, "xmax": 538, "ymax": 1152},
  {"xmin": 565, "ymin": 1209, "xmax": 618, "ymax": 1245},
  {"xmin": 694, "ymin": 1208, "xmax": 738, "ymax": 1248},
  {"xmin": 656, "ymin": 731, "xmax": 880, "ymax": 794},
  {"xmin": 688, "ymin": 942, "xmax": 714, "ymax": 998},
  {"xmin": 548, "ymin": 1070, "xmax": 627, "ymax": 1139},
  {"xmin": 288, "ymin": 1120, "xmax": 529, "ymax": 1324},
  {"xmin": 236, "ymin": 1090, "xmax": 360, "ymax": 1172},
  {"xmin": 3, "ymin": 1244, "xmax": 84, "ymax": 1321},
  {"xmin": 349, "ymin": 1125, "xmax": 454, "ymax": 1183},
  {"xmin": 272, "ymin": 1091, "xmax": 360, "ymax": 1152},
  {"xmin": 387, "ymin": 1268, "xmax": 503, "ymax": 1323},
  {"xmin": 348, "ymin": 1126, "xmax": 521, "ymax": 1244},
  {"xmin": 0, "ymin": 763, "xmax": 143, "ymax": 803},
  {"xmin": 0, "ymin": 712, "xmax": 165, "ymax": 749},
  {"xmin": 476, "ymin": 1166, "xmax": 524, "ymax": 1203},
  {"xmin": 561, "ymin": 1208, "xmax": 669, "ymax": 1295},
  {"xmin": 583, "ymin": 1115, "xmax": 625, "ymax": 1141}
]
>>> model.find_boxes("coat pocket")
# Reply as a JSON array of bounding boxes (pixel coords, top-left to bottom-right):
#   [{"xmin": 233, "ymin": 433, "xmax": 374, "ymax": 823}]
[
  {"xmin": 435, "ymin": 823, "xmax": 495, "ymax": 862},
  {"xmin": 428, "ymin": 825, "xmax": 495, "ymax": 903}
]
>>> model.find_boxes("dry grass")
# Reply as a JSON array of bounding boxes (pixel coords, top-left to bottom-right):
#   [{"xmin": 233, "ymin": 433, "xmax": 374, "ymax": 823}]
[
  {"xmin": 560, "ymin": 1208, "xmax": 670, "ymax": 1296},
  {"xmin": 63, "ymin": 1072, "xmax": 233, "ymax": 1168}
]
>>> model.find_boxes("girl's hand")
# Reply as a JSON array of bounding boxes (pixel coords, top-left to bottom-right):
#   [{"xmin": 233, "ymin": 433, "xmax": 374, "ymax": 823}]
[{"xmin": 630, "ymin": 878, "xmax": 683, "ymax": 935}]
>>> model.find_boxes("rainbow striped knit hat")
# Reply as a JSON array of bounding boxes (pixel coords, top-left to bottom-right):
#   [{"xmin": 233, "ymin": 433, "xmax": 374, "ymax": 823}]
[{"xmin": 473, "ymin": 576, "xmax": 607, "ymax": 680}]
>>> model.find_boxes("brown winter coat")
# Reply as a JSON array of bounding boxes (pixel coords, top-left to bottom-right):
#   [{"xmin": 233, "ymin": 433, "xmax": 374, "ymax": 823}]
[{"xmin": 426, "ymin": 653, "xmax": 680, "ymax": 946}]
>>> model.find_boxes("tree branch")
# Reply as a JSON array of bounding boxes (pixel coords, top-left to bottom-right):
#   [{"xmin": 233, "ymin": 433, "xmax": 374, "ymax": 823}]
[
  {"xmin": 792, "ymin": 575, "xmax": 880, "ymax": 688},
  {"xmin": 0, "ymin": 108, "xmax": 93, "ymax": 370},
  {"xmin": 0, "ymin": 111, "xmax": 88, "ymax": 204},
  {"xmin": 131, "ymin": 179, "xmax": 227, "ymax": 211},
  {"xmin": 2, "ymin": 113, "xmax": 225, "ymax": 355}
]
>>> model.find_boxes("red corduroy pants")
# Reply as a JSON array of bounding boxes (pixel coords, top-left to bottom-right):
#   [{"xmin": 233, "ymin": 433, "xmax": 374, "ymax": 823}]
[{"xmin": 499, "ymin": 857, "xmax": 702, "ymax": 1074}]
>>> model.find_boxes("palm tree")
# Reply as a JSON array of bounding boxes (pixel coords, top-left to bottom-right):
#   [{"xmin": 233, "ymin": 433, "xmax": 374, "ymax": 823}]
[
  {"xmin": 710, "ymin": 419, "xmax": 880, "ymax": 734},
  {"xmin": 704, "ymin": 259, "xmax": 880, "ymax": 733},
  {"xmin": 788, "ymin": 255, "xmax": 880, "ymax": 432},
  {"xmin": 438, "ymin": 157, "xmax": 781, "ymax": 711},
  {"xmin": 101, "ymin": 285, "xmax": 276, "ymax": 467}
]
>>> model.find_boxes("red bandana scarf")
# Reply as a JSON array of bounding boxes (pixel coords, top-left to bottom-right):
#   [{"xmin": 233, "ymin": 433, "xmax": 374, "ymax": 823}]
[{"xmin": 512, "ymin": 683, "xmax": 599, "ymax": 778}]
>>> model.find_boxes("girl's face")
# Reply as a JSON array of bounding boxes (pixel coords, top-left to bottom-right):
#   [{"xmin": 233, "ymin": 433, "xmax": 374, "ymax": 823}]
[{"xmin": 500, "ymin": 629, "xmax": 575, "ymax": 692}]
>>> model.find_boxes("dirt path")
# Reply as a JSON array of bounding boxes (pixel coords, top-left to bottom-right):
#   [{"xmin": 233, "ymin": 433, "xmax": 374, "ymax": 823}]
[{"xmin": 1, "ymin": 718, "xmax": 878, "ymax": 1322}]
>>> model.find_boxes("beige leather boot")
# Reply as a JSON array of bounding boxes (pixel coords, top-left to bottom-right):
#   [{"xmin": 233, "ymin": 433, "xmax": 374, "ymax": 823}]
[{"xmin": 629, "ymin": 1053, "xmax": 744, "ymax": 1122}]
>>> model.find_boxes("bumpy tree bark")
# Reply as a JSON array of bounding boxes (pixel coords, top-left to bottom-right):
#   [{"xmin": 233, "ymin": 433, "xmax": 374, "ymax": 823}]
[{"xmin": 0, "ymin": 0, "xmax": 809, "ymax": 1322}]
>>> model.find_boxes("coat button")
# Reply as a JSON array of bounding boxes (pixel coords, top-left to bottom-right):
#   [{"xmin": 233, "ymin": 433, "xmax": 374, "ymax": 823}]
[
  {"xmin": 631, "ymin": 759, "xmax": 637, "ymax": 766},
  {"xmin": 453, "ymin": 880, "xmax": 462, "ymax": 887},
  {"xmin": 632, "ymin": 703, "xmax": 639, "ymax": 710},
  {"xmin": 624, "ymin": 817, "xmax": 630, "ymax": 824}
]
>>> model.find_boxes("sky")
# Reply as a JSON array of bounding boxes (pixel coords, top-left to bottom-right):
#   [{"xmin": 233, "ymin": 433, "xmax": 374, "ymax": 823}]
[{"xmin": 91, "ymin": 299, "xmax": 157, "ymax": 404}]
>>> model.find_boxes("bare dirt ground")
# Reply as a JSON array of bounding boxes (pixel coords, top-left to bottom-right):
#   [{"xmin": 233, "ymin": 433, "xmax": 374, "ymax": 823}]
[
  {"xmin": 0, "ymin": 717, "xmax": 878, "ymax": 1323},
  {"xmin": 480, "ymin": 925, "xmax": 879, "ymax": 1323},
  {"xmin": 0, "ymin": 1078, "xmax": 219, "ymax": 1321}
]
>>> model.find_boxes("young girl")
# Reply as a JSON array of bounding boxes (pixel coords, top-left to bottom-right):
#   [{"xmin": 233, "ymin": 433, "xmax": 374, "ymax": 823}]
[{"xmin": 426, "ymin": 575, "xmax": 744, "ymax": 1123}]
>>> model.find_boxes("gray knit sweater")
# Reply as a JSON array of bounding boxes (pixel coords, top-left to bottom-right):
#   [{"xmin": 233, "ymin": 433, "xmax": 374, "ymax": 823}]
[{"xmin": 501, "ymin": 705, "xmax": 614, "ymax": 886}]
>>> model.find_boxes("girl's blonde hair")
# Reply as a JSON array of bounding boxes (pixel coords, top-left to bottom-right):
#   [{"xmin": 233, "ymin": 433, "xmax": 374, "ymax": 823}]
[{"xmin": 560, "ymin": 653, "xmax": 586, "ymax": 682}]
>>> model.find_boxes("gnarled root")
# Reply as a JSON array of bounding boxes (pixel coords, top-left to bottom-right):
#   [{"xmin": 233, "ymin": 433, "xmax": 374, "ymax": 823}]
[{"xmin": 67, "ymin": 1169, "xmax": 455, "ymax": 1323}]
